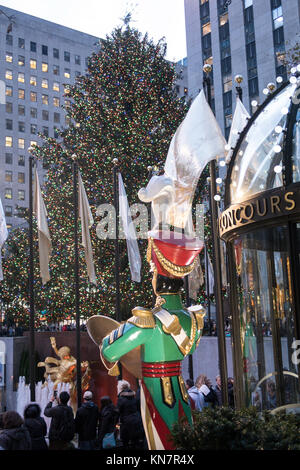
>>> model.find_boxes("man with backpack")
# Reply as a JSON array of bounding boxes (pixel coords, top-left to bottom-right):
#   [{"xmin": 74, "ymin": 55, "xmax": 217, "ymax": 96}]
[
  {"xmin": 44, "ymin": 391, "xmax": 75, "ymax": 450},
  {"xmin": 75, "ymin": 391, "xmax": 99, "ymax": 450}
]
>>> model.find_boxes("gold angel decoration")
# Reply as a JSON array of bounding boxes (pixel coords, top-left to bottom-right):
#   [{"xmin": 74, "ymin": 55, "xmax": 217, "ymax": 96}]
[{"xmin": 38, "ymin": 337, "xmax": 91, "ymax": 413}]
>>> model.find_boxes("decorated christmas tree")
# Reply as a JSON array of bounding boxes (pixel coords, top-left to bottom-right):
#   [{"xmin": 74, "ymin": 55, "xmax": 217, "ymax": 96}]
[{"xmin": 0, "ymin": 20, "xmax": 214, "ymax": 327}]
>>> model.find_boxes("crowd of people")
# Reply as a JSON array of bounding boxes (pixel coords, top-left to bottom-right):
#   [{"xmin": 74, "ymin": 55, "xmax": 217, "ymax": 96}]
[
  {"xmin": 0, "ymin": 379, "xmax": 146, "ymax": 451},
  {"xmin": 0, "ymin": 375, "xmax": 234, "ymax": 451}
]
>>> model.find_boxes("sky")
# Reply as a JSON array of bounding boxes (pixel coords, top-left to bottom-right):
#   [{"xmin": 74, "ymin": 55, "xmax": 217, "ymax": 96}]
[{"xmin": 0, "ymin": 0, "xmax": 187, "ymax": 61}]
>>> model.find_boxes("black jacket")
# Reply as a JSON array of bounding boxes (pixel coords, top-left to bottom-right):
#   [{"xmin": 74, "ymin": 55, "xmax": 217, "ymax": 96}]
[
  {"xmin": 75, "ymin": 401, "xmax": 99, "ymax": 441},
  {"xmin": 117, "ymin": 389, "xmax": 144, "ymax": 444},
  {"xmin": 44, "ymin": 402, "xmax": 74, "ymax": 442},
  {"xmin": 24, "ymin": 416, "xmax": 48, "ymax": 450},
  {"xmin": 0, "ymin": 425, "xmax": 32, "ymax": 450},
  {"xmin": 98, "ymin": 403, "xmax": 118, "ymax": 445}
]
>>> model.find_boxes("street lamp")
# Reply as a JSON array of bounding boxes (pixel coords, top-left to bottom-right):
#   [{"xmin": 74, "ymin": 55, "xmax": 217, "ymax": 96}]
[{"xmin": 235, "ymin": 75, "xmax": 243, "ymax": 101}]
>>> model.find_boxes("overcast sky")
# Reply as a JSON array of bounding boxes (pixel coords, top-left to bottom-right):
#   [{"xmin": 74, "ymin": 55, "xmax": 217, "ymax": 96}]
[{"xmin": 0, "ymin": 0, "xmax": 187, "ymax": 61}]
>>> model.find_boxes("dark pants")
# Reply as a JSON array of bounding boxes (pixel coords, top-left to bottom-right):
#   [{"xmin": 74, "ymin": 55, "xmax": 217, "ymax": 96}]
[
  {"xmin": 49, "ymin": 440, "xmax": 75, "ymax": 450},
  {"xmin": 78, "ymin": 440, "xmax": 97, "ymax": 450}
]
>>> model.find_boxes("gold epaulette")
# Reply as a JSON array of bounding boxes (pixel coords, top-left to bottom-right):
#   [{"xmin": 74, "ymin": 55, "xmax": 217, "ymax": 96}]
[
  {"xmin": 187, "ymin": 305, "xmax": 206, "ymax": 330},
  {"xmin": 127, "ymin": 306, "xmax": 156, "ymax": 329}
]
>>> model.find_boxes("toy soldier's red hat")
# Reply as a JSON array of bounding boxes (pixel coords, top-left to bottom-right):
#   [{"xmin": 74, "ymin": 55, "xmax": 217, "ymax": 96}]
[{"xmin": 147, "ymin": 230, "xmax": 203, "ymax": 278}]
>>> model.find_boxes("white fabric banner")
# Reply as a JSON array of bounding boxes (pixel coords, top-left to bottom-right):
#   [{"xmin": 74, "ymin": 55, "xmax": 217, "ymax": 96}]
[
  {"xmin": 78, "ymin": 171, "xmax": 97, "ymax": 285},
  {"xmin": 118, "ymin": 173, "xmax": 141, "ymax": 283},
  {"xmin": 0, "ymin": 197, "xmax": 8, "ymax": 281},
  {"xmin": 225, "ymin": 97, "xmax": 250, "ymax": 164},
  {"xmin": 33, "ymin": 169, "xmax": 52, "ymax": 285},
  {"xmin": 139, "ymin": 89, "xmax": 226, "ymax": 231}
]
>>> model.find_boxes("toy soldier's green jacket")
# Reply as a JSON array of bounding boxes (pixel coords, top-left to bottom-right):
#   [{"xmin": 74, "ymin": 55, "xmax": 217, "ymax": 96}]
[{"xmin": 101, "ymin": 293, "xmax": 205, "ymax": 450}]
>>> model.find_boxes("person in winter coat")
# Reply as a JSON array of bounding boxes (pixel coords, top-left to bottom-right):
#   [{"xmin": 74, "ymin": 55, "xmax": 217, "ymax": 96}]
[
  {"xmin": 75, "ymin": 391, "xmax": 99, "ymax": 450},
  {"xmin": 98, "ymin": 396, "xmax": 118, "ymax": 449},
  {"xmin": 0, "ymin": 411, "xmax": 31, "ymax": 450},
  {"xmin": 116, "ymin": 380, "xmax": 145, "ymax": 448},
  {"xmin": 44, "ymin": 391, "xmax": 75, "ymax": 450},
  {"xmin": 188, "ymin": 375, "xmax": 217, "ymax": 411},
  {"xmin": 24, "ymin": 403, "xmax": 48, "ymax": 450}
]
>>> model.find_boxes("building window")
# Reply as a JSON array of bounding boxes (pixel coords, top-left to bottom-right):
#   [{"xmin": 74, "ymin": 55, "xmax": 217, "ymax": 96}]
[
  {"xmin": 5, "ymin": 136, "xmax": 13, "ymax": 147},
  {"xmin": 75, "ymin": 55, "xmax": 81, "ymax": 65},
  {"xmin": 18, "ymin": 172, "xmax": 25, "ymax": 184},
  {"xmin": 53, "ymin": 82, "xmax": 60, "ymax": 92},
  {"xmin": 42, "ymin": 45, "xmax": 48, "ymax": 55},
  {"xmin": 248, "ymin": 76, "xmax": 259, "ymax": 96},
  {"xmin": 18, "ymin": 138, "xmax": 25, "ymax": 149},
  {"xmin": 30, "ymin": 107, "xmax": 37, "ymax": 119},
  {"xmin": 18, "ymin": 122, "xmax": 25, "ymax": 133},
  {"xmin": 221, "ymin": 56, "xmax": 232, "ymax": 74},
  {"xmin": 54, "ymin": 112, "xmax": 60, "ymax": 123},
  {"xmin": 53, "ymin": 48, "xmax": 59, "ymax": 59},
  {"xmin": 6, "ymin": 34, "xmax": 13, "ymax": 46},
  {"xmin": 18, "ymin": 55, "xmax": 25, "ymax": 66},
  {"xmin": 5, "ymin": 188, "xmax": 12, "ymax": 200},
  {"xmin": 54, "ymin": 127, "xmax": 59, "ymax": 138},
  {"xmin": 18, "ymin": 155, "xmax": 25, "ymax": 167},
  {"xmin": 42, "ymin": 94, "xmax": 49, "ymax": 105},
  {"xmin": 53, "ymin": 65, "xmax": 60, "ymax": 75},
  {"xmin": 271, "ymin": 0, "xmax": 282, "ymax": 8},
  {"xmin": 30, "ymin": 91, "xmax": 37, "ymax": 102},
  {"xmin": 64, "ymin": 51, "xmax": 70, "ymax": 62},
  {"xmin": 42, "ymin": 110, "xmax": 49, "ymax": 121},
  {"xmin": 30, "ymin": 59, "xmax": 37, "ymax": 69},
  {"xmin": 30, "ymin": 41, "xmax": 37, "ymax": 52},
  {"xmin": 53, "ymin": 97, "xmax": 60, "ymax": 107},
  {"xmin": 30, "ymin": 76, "xmax": 37, "ymax": 86},
  {"xmin": 42, "ymin": 62, "xmax": 48, "ymax": 72},
  {"xmin": 75, "ymin": 71, "xmax": 81, "ymax": 78},
  {"xmin": 6, "ymin": 52, "xmax": 12, "ymax": 63},
  {"xmin": 18, "ymin": 38, "xmax": 25, "ymax": 49},
  {"xmin": 30, "ymin": 123, "xmax": 37, "ymax": 134},
  {"xmin": 6, "ymin": 102, "xmax": 12, "ymax": 113},
  {"xmin": 18, "ymin": 190, "xmax": 25, "ymax": 200},
  {"xmin": 273, "ymin": 6, "xmax": 283, "ymax": 29},
  {"xmin": 6, "ymin": 86, "xmax": 12, "ymax": 97},
  {"xmin": 202, "ymin": 22, "xmax": 211, "ymax": 36},
  {"xmin": 18, "ymin": 105, "xmax": 25, "ymax": 116},
  {"xmin": 64, "ymin": 68, "xmax": 71, "ymax": 79},
  {"xmin": 273, "ymin": 27, "xmax": 284, "ymax": 49},
  {"xmin": 18, "ymin": 72, "xmax": 25, "ymax": 83},
  {"xmin": 5, "ymin": 171, "xmax": 12, "ymax": 182},
  {"xmin": 5, "ymin": 206, "xmax": 12, "ymax": 217},
  {"xmin": 30, "ymin": 141, "xmax": 37, "ymax": 148},
  {"xmin": 18, "ymin": 89, "xmax": 25, "ymax": 100},
  {"xmin": 5, "ymin": 70, "xmax": 12, "ymax": 80},
  {"xmin": 5, "ymin": 153, "xmax": 12, "ymax": 164},
  {"xmin": 244, "ymin": 0, "xmax": 253, "ymax": 7},
  {"xmin": 42, "ymin": 79, "xmax": 48, "ymax": 89},
  {"xmin": 42, "ymin": 126, "xmax": 49, "ymax": 137},
  {"xmin": 6, "ymin": 119, "xmax": 13, "ymax": 130}
]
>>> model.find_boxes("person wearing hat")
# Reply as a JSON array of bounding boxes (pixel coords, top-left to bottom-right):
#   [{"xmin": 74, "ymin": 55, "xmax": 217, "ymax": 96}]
[{"xmin": 74, "ymin": 390, "xmax": 99, "ymax": 450}]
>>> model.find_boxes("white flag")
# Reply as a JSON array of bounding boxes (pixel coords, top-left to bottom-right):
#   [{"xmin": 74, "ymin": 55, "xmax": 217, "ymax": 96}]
[
  {"xmin": 0, "ymin": 197, "xmax": 8, "ymax": 281},
  {"xmin": 78, "ymin": 172, "xmax": 97, "ymax": 285},
  {"xmin": 139, "ymin": 89, "xmax": 226, "ymax": 231},
  {"xmin": 225, "ymin": 97, "xmax": 250, "ymax": 164},
  {"xmin": 118, "ymin": 173, "xmax": 141, "ymax": 282},
  {"xmin": 33, "ymin": 169, "xmax": 52, "ymax": 285}
]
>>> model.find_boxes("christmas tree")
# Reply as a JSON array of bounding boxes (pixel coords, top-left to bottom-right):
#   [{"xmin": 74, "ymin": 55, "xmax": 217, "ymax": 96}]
[{"xmin": 1, "ymin": 21, "xmax": 198, "ymax": 327}]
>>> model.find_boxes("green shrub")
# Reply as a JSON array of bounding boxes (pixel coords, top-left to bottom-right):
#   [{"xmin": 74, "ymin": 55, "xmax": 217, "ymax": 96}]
[{"xmin": 171, "ymin": 406, "xmax": 300, "ymax": 450}]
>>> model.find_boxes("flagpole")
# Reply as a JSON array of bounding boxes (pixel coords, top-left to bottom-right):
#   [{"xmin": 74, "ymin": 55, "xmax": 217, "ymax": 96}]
[
  {"xmin": 113, "ymin": 158, "xmax": 121, "ymax": 322},
  {"xmin": 72, "ymin": 154, "xmax": 82, "ymax": 408},
  {"xmin": 203, "ymin": 64, "xmax": 228, "ymax": 405},
  {"xmin": 28, "ymin": 154, "xmax": 36, "ymax": 402}
]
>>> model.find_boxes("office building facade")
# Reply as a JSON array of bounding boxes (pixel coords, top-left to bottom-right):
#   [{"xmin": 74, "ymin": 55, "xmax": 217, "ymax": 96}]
[
  {"xmin": 0, "ymin": 6, "xmax": 99, "ymax": 228},
  {"xmin": 184, "ymin": 0, "xmax": 300, "ymax": 138}
]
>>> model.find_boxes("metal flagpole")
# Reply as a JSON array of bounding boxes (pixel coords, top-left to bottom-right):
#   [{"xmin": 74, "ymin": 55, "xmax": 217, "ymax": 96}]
[
  {"xmin": 28, "ymin": 154, "xmax": 36, "ymax": 402},
  {"xmin": 203, "ymin": 64, "xmax": 228, "ymax": 405},
  {"xmin": 72, "ymin": 154, "xmax": 82, "ymax": 408}
]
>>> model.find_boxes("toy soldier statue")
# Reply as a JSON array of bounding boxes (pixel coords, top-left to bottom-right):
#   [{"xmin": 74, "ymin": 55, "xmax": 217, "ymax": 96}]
[{"xmin": 87, "ymin": 90, "xmax": 226, "ymax": 449}]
